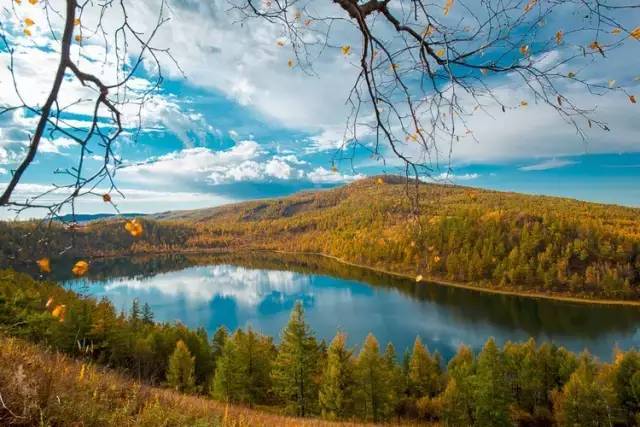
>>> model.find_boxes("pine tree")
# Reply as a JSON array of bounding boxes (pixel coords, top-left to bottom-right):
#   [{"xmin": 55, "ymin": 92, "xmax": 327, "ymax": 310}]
[
  {"xmin": 141, "ymin": 302, "xmax": 154, "ymax": 324},
  {"xmin": 441, "ymin": 345, "xmax": 475, "ymax": 426},
  {"xmin": 473, "ymin": 338, "xmax": 512, "ymax": 427},
  {"xmin": 166, "ymin": 339, "xmax": 196, "ymax": 393},
  {"xmin": 319, "ymin": 332, "xmax": 356, "ymax": 420},
  {"xmin": 130, "ymin": 298, "xmax": 141, "ymax": 323},
  {"xmin": 236, "ymin": 327, "xmax": 275, "ymax": 406},
  {"xmin": 211, "ymin": 335, "xmax": 244, "ymax": 402},
  {"xmin": 211, "ymin": 325, "xmax": 228, "ymax": 370},
  {"xmin": 354, "ymin": 333, "xmax": 395, "ymax": 422},
  {"xmin": 271, "ymin": 301, "xmax": 320, "ymax": 416},
  {"xmin": 408, "ymin": 337, "xmax": 442, "ymax": 399}
]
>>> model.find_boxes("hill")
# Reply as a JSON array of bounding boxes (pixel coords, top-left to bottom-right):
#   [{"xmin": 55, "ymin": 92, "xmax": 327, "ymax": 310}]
[{"xmin": 1, "ymin": 175, "xmax": 640, "ymax": 301}]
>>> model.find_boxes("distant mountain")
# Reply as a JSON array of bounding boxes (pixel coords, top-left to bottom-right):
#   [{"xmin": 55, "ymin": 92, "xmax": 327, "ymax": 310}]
[{"xmin": 55, "ymin": 213, "xmax": 144, "ymax": 223}]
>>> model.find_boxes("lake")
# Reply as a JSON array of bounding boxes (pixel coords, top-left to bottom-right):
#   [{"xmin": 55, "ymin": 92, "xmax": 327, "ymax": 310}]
[{"xmin": 54, "ymin": 251, "xmax": 640, "ymax": 361}]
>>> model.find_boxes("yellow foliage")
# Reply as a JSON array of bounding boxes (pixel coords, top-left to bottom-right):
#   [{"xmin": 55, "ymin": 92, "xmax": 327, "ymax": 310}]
[
  {"xmin": 555, "ymin": 30, "xmax": 563, "ymax": 44},
  {"xmin": 125, "ymin": 219, "xmax": 143, "ymax": 237},
  {"xmin": 443, "ymin": 0, "xmax": 454, "ymax": 16},
  {"xmin": 341, "ymin": 45, "xmax": 351, "ymax": 56},
  {"xmin": 72, "ymin": 260, "xmax": 89, "ymax": 277},
  {"xmin": 36, "ymin": 258, "xmax": 51, "ymax": 273},
  {"xmin": 51, "ymin": 304, "xmax": 66, "ymax": 321},
  {"xmin": 24, "ymin": 18, "xmax": 35, "ymax": 27},
  {"xmin": 631, "ymin": 27, "xmax": 640, "ymax": 40}
]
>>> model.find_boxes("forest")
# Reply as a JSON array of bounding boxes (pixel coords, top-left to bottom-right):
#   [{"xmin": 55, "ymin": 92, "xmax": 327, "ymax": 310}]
[
  {"xmin": 2, "ymin": 176, "xmax": 640, "ymax": 301},
  {"xmin": 1, "ymin": 268, "xmax": 640, "ymax": 426}
]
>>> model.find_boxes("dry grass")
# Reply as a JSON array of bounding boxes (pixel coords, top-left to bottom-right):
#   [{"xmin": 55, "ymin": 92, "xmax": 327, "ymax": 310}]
[{"xmin": 0, "ymin": 335, "xmax": 424, "ymax": 426}]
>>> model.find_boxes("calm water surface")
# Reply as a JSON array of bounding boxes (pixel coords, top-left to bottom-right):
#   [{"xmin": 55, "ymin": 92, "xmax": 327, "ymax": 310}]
[{"xmin": 56, "ymin": 252, "xmax": 640, "ymax": 361}]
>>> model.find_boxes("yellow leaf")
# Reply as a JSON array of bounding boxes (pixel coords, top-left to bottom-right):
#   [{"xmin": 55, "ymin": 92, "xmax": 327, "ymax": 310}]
[
  {"xmin": 125, "ymin": 219, "xmax": 143, "ymax": 238},
  {"xmin": 28, "ymin": 0, "xmax": 37, "ymax": 4},
  {"xmin": 102, "ymin": 193, "xmax": 112, "ymax": 203},
  {"xmin": 611, "ymin": 28, "xmax": 622, "ymax": 35},
  {"xmin": 443, "ymin": 0, "xmax": 454, "ymax": 16},
  {"xmin": 390, "ymin": 63, "xmax": 399, "ymax": 71},
  {"xmin": 524, "ymin": 0, "xmax": 537, "ymax": 13},
  {"xmin": 276, "ymin": 40, "xmax": 285, "ymax": 47},
  {"xmin": 51, "ymin": 304, "xmax": 66, "ymax": 321},
  {"xmin": 45, "ymin": 297, "xmax": 54, "ymax": 308},
  {"xmin": 630, "ymin": 95, "xmax": 637, "ymax": 104},
  {"xmin": 422, "ymin": 25, "xmax": 434, "ymax": 37},
  {"xmin": 341, "ymin": 45, "xmax": 351, "ymax": 56},
  {"xmin": 15, "ymin": 0, "xmax": 22, "ymax": 4},
  {"xmin": 519, "ymin": 44, "xmax": 529, "ymax": 56},
  {"xmin": 416, "ymin": 274, "xmax": 423, "ymax": 282},
  {"xmin": 555, "ymin": 30, "xmax": 563, "ymax": 44},
  {"xmin": 72, "ymin": 260, "xmax": 89, "ymax": 277},
  {"xmin": 75, "ymin": 34, "xmax": 82, "ymax": 42},
  {"xmin": 435, "ymin": 48, "xmax": 445, "ymax": 57},
  {"xmin": 74, "ymin": 18, "xmax": 81, "ymax": 26},
  {"xmin": 36, "ymin": 258, "xmax": 51, "ymax": 273},
  {"xmin": 631, "ymin": 27, "xmax": 640, "ymax": 40},
  {"xmin": 589, "ymin": 40, "xmax": 604, "ymax": 56},
  {"xmin": 287, "ymin": 59, "xmax": 294, "ymax": 68},
  {"xmin": 24, "ymin": 18, "xmax": 35, "ymax": 27},
  {"xmin": 23, "ymin": 28, "xmax": 32, "ymax": 36},
  {"xmin": 520, "ymin": 100, "xmax": 529, "ymax": 107}
]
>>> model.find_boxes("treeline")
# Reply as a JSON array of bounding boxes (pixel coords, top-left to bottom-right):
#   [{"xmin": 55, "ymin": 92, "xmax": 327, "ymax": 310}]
[
  {"xmin": 2, "ymin": 176, "xmax": 639, "ymax": 300},
  {"xmin": 2, "ymin": 269, "xmax": 640, "ymax": 425}
]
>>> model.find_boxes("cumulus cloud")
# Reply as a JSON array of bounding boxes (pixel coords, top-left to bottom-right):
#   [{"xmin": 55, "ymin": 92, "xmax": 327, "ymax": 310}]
[
  {"xmin": 119, "ymin": 141, "xmax": 361, "ymax": 188},
  {"xmin": 519, "ymin": 158, "xmax": 578, "ymax": 171}
]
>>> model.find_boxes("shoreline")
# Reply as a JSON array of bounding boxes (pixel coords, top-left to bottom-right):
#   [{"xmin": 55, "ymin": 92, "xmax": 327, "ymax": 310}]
[{"xmin": 10, "ymin": 247, "xmax": 640, "ymax": 307}]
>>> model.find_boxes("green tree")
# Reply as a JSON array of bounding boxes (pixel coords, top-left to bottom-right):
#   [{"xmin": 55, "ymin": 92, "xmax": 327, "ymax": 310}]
[
  {"xmin": 552, "ymin": 355, "xmax": 618, "ymax": 427},
  {"xmin": 441, "ymin": 345, "xmax": 476, "ymax": 426},
  {"xmin": 211, "ymin": 336, "xmax": 244, "ymax": 402},
  {"xmin": 473, "ymin": 338, "xmax": 512, "ymax": 427},
  {"xmin": 211, "ymin": 325, "xmax": 228, "ymax": 370},
  {"xmin": 141, "ymin": 302, "xmax": 154, "ymax": 324},
  {"xmin": 166, "ymin": 340, "xmax": 196, "ymax": 393},
  {"xmin": 354, "ymin": 333, "xmax": 396, "ymax": 422},
  {"xmin": 408, "ymin": 337, "xmax": 442, "ymax": 399},
  {"xmin": 271, "ymin": 301, "xmax": 320, "ymax": 416},
  {"xmin": 613, "ymin": 350, "xmax": 640, "ymax": 423},
  {"xmin": 319, "ymin": 332, "xmax": 356, "ymax": 420}
]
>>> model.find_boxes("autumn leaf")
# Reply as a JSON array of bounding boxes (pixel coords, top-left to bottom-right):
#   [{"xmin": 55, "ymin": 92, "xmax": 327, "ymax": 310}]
[
  {"xmin": 520, "ymin": 100, "xmax": 529, "ymax": 107},
  {"xmin": 555, "ymin": 30, "xmax": 563, "ymax": 44},
  {"xmin": 23, "ymin": 28, "xmax": 32, "ymax": 36},
  {"xmin": 125, "ymin": 219, "xmax": 143, "ymax": 237},
  {"xmin": 435, "ymin": 48, "xmax": 445, "ymax": 57},
  {"xmin": 51, "ymin": 304, "xmax": 66, "ymax": 322},
  {"xmin": 75, "ymin": 34, "xmax": 82, "ymax": 42},
  {"xmin": 416, "ymin": 274, "xmax": 423, "ymax": 282},
  {"xmin": 443, "ymin": 0, "xmax": 454, "ymax": 16},
  {"xmin": 589, "ymin": 40, "xmax": 605, "ymax": 56},
  {"xmin": 72, "ymin": 260, "xmax": 89, "ymax": 277},
  {"xmin": 341, "ymin": 45, "xmax": 351, "ymax": 56},
  {"xmin": 102, "ymin": 193, "xmax": 112, "ymax": 203},
  {"xmin": 74, "ymin": 18, "xmax": 81, "ymax": 26},
  {"xmin": 15, "ymin": 0, "xmax": 21, "ymax": 4},
  {"xmin": 630, "ymin": 95, "xmax": 637, "ymax": 104},
  {"xmin": 524, "ymin": 0, "xmax": 537, "ymax": 13},
  {"xmin": 519, "ymin": 45, "xmax": 529, "ymax": 56},
  {"xmin": 276, "ymin": 40, "xmax": 285, "ymax": 47},
  {"xmin": 28, "ymin": 0, "xmax": 37, "ymax": 4},
  {"xmin": 24, "ymin": 18, "xmax": 35, "ymax": 27},
  {"xmin": 36, "ymin": 258, "xmax": 51, "ymax": 273},
  {"xmin": 287, "ymin": 59, "xmax": 294, "ymax": 68},
  {"xmin": 611, "ymin": 28, "xmax": 622, "ymax": 35},
  {"xmin": 422, "ymin": 25, "xmax": 434, "ymax": 37},
  {"xmin": 631, "ymin": 27, "xmax": 640, "ymax": 40}
]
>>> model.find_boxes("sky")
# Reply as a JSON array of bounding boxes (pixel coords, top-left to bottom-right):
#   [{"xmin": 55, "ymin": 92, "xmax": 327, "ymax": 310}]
[{"xmin": 0, "ymin": 0, "xmax": 639, "ymax": 219}]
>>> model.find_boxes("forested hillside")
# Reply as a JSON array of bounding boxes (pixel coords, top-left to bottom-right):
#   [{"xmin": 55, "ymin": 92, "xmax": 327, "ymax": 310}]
[{"xmin": 2, "ymin": 176, "xmax": 640, "ymax": 300}]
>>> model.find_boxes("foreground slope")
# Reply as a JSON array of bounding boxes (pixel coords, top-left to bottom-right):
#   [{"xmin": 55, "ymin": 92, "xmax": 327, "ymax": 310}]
[
  {"xmin": 2, "ymin": 175, "xmax": 640, "ymax": 301},
  {"xmin": 0, "ymin": 335, "xmax": 382, "ymax": 427}
]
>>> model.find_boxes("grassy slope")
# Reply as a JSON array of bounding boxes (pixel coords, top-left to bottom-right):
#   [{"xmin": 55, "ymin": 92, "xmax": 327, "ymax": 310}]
[{"xmin": 0, "ymin": 335, "xmax": 394, "ymax": 427}]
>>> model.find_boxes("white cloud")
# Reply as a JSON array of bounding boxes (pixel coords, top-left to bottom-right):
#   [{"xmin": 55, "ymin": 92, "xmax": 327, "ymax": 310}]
[
  {"xmin": 432, "ymin": 172, "xmax": 480, "ymax": 181},
  {"xmin": 307, "ymin": 167, "xmax": 364, "ymax": 184},
  {"xmin": 519, "ymin": 158, "xmax": 578, "ymax": 171}
]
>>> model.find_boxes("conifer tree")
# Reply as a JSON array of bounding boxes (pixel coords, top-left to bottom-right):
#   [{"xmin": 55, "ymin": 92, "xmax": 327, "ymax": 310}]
[
  {"xmin": 473, "ymin": 338, "xmax": 512, "ymax": 427},
  {"xmin": 408, "ymin": 337, "xmax": 442, "ymax": 399},
  {"xmin": 211, "ymin": 325, "xmax": 228, "ymax": 370},
  {"xmin": 211, "ymin": 336, "xmax": 244, "ymax": 402},
  {"xmin": 141, "ymin": 302, "xmax": 154, "ymax": 324},
  {"xmin": 319, "ymin": 332, "xmax": 356, "ymax": 420},
  {"xmin": 355, "ymin": 333, "xmax": 395, "ymax": 422},
  {"xmin": 441, "ymin": 345, "xmax": 476, "ymax": 426},
  {"xmin": 271, "ymin": 301, "xmax": 320, "ymax": 416},
  {"xmin": 167, "ymin": 339, "xmax": 196, "ymax": 393}
]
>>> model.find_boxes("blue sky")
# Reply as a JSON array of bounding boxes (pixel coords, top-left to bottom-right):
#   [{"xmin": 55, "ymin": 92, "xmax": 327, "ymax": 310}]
[{"xmin": 1, "ymin": 0, "xmax": 639, "ymax": 218}]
